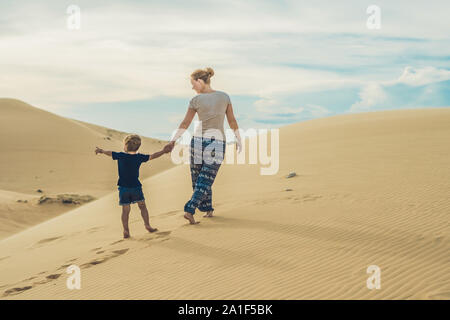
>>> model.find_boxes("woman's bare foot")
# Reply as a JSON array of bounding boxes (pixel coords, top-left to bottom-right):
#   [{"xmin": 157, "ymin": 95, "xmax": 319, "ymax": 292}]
[
  {"xmin": 123, "ymin": 230, "xmax": 130, "ymax": 239},
  {"xmin": 203, "ymin": 211, "xmax": 214, "ymax": 218},
  {"xmin": 184, "ymin": 212, "xmax": 200, "ymax": 224},
  {"xmin": 145, "ymin": 225, "xmax": 158, "ymax": 233}
]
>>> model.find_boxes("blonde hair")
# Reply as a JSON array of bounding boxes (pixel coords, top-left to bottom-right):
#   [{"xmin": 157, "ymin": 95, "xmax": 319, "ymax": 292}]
[
  {"xmin": 124, "ymin": 134, "xmax": 141, "ymax": 152},
  {"xmin": 191, "ymin": 67, "xmax": 214, "ymax": 84}
]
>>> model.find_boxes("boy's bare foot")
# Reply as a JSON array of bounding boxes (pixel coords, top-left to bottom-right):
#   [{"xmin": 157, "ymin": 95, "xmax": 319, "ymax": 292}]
[
  {"xmin": 203, "ymin": 211, "xmax": 214, "ymax": 218},
  {"xmin": 123, "ymin": 230, "xmax": 130, "ymax": 239},
  {"xmin": 184, "ymin": 212, "xmax": 200, "ymax": 224},
  {"xmin": 145, "ymin": 225, "xmax": 158, "ymax": 233}
]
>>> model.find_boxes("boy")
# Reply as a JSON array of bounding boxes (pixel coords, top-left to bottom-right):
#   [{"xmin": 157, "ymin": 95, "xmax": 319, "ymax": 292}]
[{"xmin": 95, "ymin": 134, "xmax": 170, "ymax": 239}]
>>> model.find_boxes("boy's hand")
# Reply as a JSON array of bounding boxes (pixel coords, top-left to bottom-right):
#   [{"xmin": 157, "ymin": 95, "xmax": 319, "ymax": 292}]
[{"xmin": 95, "ymin": 147, "xmax": 103, "ymax": 155}]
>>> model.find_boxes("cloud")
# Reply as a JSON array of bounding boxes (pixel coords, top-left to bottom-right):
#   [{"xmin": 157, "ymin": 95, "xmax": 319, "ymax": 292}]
[
  {"xmin": 1, "ymin": 0, "xmax": 449, "ymax": 139},
  {"xmin": 306, "ymin": 104, "xmax": 331, "ymax": 117},
  {"xmin": 349, "ymin": 83, "xmax": 387, "ymax": 112},
  {"xmin": 396, "ymin": 66, "xmax": 450, "ymax": 86},
  {"xmin": 253, "ymin": 98, "xmax": 331, "ymax": 125},
  {"xmin": 1, "ymin": 1, "xmax": 449, "ymax": 111}
]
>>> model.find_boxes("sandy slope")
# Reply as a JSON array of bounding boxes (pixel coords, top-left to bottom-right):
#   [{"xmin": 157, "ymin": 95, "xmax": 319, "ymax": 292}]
[
  {"xmin": 0, "ymin": 108, "xmax": 449, "ymax": 299},
  {"xmin": 0, "ymin": 99, "xmax": 173, "ymax": 238}
]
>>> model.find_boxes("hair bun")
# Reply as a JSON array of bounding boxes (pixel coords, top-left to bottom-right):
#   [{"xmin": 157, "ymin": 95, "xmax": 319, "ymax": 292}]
[{"xmin": 205, "ymin": 67, "xmax": 214, "ymax": 77}]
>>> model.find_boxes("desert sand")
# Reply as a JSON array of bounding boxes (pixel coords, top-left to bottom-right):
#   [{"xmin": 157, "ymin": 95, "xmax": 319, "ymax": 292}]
[
  {"xmin": 0, "ymin": 99, "xmax": 174, "ymax": 238},
  {"xmin": 0, "ymin": 103, "xmax": 449, "ymax": 299}
]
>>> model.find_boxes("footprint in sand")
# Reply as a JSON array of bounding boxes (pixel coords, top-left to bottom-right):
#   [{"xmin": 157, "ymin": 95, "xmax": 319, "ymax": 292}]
[
  {"xmin": 3, "ymin": 286, "xmax": 33, "ymax": 297},
  {"xmin": 286, "ymin": 194, "xmax": 323, "ymax": 203},
  {"xmin": 57, "ymin": 264, "xmax": 73, "ymax": 270},
  {"xmin": 80, "ymin": 258, "xmax": 108, "ymax": 268},
  {"xmin": 37, "ymin": 236, "xmax": 63, "ymax": 244},
  {"xmin": 4, "ymin": 263, "xmax": 79, "ymax": 297},
  {"xmin": 46, "ymin": 274, "xmax": 62, "ymax": 280},
  {"xmin": 32, "ymin": 236, "xmax": 63, "ymax": 248},
  {"xmin": 112, "ymin": 249, "xmax": 129, "ymax": 255},
  {"xmin": 162, "ymin": 210, "xmax": 179, "ymax": 217},
  {"xmin": 33, "ymin": 273, "xmax": 62, "ymax": 285},
  {"xmin": 302, "ymin": 194, "xmax": 322, "ymax": 201},
  {"xmin": 134, "ymin": 231, "xmax": 172, "ymax": 243},
  {"xmin": 155, "ymin": 231, "xmax": 171, "ymax": 238},
  {"xmin": 3, "ymin": 247, "xmax": 131, "ymax": 296},
  {"xmin": 81, "ymin": 248, "xmax": 129, "ymax": 269}
]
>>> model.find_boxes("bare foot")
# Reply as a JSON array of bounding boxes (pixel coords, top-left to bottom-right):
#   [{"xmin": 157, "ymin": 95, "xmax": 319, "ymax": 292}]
[
  {"xmin": 123, "ymin": 230, "xmax": 130, "ymax": 239},
  {"xmin": 203, "ymin": 211, "xmax": 214, "ymax": 218},
  {"xmin": 145, "ymin": 225, "xmax": 158, "ymax": 233},
  {"xmin": 184, "ymin": 212, "xmax": 200, "ymax": 225}
]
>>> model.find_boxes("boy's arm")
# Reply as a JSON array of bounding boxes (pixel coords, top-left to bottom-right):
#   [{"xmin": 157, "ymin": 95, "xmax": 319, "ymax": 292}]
[
  {"xmin": 95, "ymin": 147, "xmax": 113, "ymax": 157},
  {"xmin": 149, "ymin": 149, "xmax": 167, "ymax": 160}
]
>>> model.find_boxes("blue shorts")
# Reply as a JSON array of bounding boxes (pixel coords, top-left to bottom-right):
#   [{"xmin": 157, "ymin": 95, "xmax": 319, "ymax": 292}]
[{"xmin": 118, "ymin": 186, "xmax": 145, "ymax": 206}]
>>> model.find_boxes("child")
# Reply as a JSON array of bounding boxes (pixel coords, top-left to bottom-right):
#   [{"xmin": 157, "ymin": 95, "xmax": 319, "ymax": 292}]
[{"xmin": 95, "ymin": 134, "xmax": 171, "ymax": 239}]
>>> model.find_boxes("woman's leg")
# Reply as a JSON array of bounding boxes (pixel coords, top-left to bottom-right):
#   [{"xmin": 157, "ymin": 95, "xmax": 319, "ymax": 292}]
[
  {"xmin": 200, "ymin": 140, "xmax": 225, "ymax": 217},
  {"xmin": 190, "ymin": 162, "xmax": 202, "ymax": 190},
  {"xmin": 190, "ymin": 137, "xmax": 203, "ymax": 191},
  {"xmin": 184, "ymin": 161, "xmax": 222, "ymax": 218},
  {"xmin": 184, "ymin": 138, "xmax": 224, "ymax": 223},
  {"xmin": 200, "ymin": 189, "xmax": 213, "ymax": 217}
]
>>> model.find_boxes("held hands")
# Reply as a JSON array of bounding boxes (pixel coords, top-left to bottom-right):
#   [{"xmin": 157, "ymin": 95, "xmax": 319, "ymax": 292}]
[{"xmin": 163, "ymin": 141, "xmax": 175, "ymax": 153}]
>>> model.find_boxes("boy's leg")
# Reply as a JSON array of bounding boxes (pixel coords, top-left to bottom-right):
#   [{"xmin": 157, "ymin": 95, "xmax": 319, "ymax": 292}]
[
  {"xmin": 137, "ymin": 201, "xmax": 158, "ymax": 233},
  {"xmin": 121, "ymin": 205, "xmax": 131, "ymax": 238}
]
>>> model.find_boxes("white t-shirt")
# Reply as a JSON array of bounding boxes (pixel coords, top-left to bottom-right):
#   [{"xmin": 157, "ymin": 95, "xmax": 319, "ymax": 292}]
[{"xmin": 189, "ymin": 91, "xmax": 231, "ymax": 141}]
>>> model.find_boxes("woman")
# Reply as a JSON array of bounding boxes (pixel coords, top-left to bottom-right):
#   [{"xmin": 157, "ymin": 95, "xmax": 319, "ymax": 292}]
[{"xmin": 165, "ymin": 67, "xmax": 242, "ymax": 224}]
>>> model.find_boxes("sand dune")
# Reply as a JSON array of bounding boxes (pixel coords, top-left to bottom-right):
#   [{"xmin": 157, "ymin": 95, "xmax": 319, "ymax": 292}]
[
  {"xmin": 0, "ymin": 107, "xmax": 449, "ymax": 299},
  {"xmin": 0, "ymin": 99, "xmax": 174, "ymax": 238}
]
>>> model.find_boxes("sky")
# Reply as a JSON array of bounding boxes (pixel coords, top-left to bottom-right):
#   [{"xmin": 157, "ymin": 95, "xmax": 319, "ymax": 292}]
[{"xmin": 1, "ymin": 0, "xmax": 449, "ymax": 140}]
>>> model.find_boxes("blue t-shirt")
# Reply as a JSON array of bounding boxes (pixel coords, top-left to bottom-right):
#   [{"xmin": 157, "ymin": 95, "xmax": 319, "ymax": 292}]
[{"xmin": 112, "ymin": 152, "xmax": 150, "ymax": 187}]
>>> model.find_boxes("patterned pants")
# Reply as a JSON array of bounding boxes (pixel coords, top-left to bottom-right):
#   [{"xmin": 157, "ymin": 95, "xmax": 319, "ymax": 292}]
[{"xmin": 184, "ymin": 137, "xmax": 225, "ymax": 215}]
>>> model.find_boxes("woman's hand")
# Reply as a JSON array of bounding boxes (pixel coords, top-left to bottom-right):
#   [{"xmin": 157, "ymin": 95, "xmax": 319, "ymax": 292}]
[{"xmin": 235, "ymin": 140, "xmax": 242, "ymax": 153}]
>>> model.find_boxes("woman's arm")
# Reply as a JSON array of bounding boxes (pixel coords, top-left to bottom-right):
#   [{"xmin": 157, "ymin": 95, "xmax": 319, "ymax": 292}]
[
  {"xmin": 225, "ymin": 103, "xmax": 242, "ymax": 153},
  {"xmin": 166, "ymin": 108, "xmax": 196, "ymax": 150}
]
